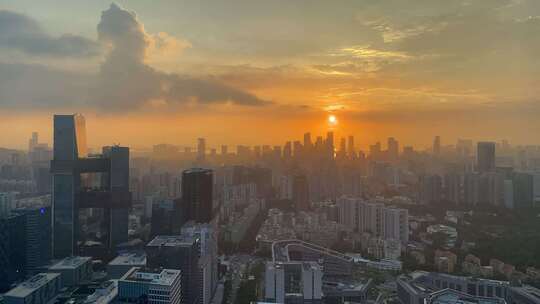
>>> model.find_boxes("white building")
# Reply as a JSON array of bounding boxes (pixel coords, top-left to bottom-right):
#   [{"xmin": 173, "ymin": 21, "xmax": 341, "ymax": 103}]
[
  {"xmin": 337, "ymin": 196, "xmax": 409, "ymax": 243},
  {"xmin": 4, "ymin": 273, "xmax": 62, "ymax": 304},
  {"xmin": 264, "ymin": 261, "xmax": 323, "ymax": 304},
  {"xmin": 118, "ymin": 267, "xmax": 182, "ymax": 304}
]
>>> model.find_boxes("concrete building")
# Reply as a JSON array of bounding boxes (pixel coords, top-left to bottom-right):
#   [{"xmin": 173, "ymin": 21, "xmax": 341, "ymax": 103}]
[
  {"xmin": 264, "ymin": 261, "xmax": 323, "ymax": 304},
  {"xmin": 4, "ymin": 273, "xmax": 62, "ymax": 304},
  {"xmin": 337, "ymin": 197, "xmax": 409, "ymax": 243},
  {"xmin": 427, "ymin": 289, "xmax": 505, "ymax": 304},
  {"xmin": 84, "ymin": 280, "xmax": 118, "ymax": 304},
  {"xmin": 118, "ymin": 267, "xmax": 182, "ymax": 304},
  {"xmin": 478, "ymin": 142, "xmax": 496, "ymax": 173},
  {"xmin": 396, "ymin": 271, "xmax": 540, "ymax": 304},
  {"xmin": 419, "ymin": 175, "xmax": 443, "ymax": 204},
  {"xmin": 272, "ymin": 239, "xmax": 353, "ymax": 276},
  {"xmin": 107, "ymin": 252, "xmax": 147, "ymax": 279},
  {"xmin": 47, "ymin": 256, "xmax": 92, "ymax": 286},
  {"xmin": 182, "ymin": 223, "xmax": 218, "ymax": 304}
]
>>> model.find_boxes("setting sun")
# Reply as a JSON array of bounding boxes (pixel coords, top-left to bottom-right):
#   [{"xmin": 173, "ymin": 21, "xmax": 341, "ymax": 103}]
[{"xmin": 328, "ymin": 114, "xmax": 338, "ymax": 125}]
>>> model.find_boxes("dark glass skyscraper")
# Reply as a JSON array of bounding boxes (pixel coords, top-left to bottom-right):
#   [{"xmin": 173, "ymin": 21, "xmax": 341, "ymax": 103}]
[
  {"xmin": 146, "ymin": 235, "xmax": 201, "ymax": 304},
  {"xmin": 181, "ymin": 168, "xmax": 213, "ymax": 223},
  {"xmin": 51, "ymin": 114, "xmax": 131, "ymax": 258},
  {"xmin": 477, "ymin": 142, "xmax": 496, "ymax": 173}
]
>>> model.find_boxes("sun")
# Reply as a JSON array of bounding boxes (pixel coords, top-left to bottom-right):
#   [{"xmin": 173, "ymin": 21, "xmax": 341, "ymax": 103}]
[{"xmin": 328, "ymin": 114, "xmax": 338, "ymax": 125}]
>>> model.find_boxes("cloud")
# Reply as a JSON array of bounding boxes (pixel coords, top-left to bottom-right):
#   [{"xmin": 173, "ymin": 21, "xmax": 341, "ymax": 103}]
[
  {"xmin": 0, "ymin": 3, "xmax": 269, "ymax": 111},
  {"xmin": 93, "ymin": 3, "xmax": 269, "ymax": 110},
  {"xmin": 0, "ymin": 10, "xmax": 101, "ymax": 57}
]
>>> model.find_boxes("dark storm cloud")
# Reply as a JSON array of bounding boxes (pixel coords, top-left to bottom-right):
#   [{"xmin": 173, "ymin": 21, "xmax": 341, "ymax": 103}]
[
  {"xmin": 0, "ymin": 10, "xmax": 101, "ymax": 57},
  {"xmin": 0, "ymin": 3, "xmax": 269, "ymax": 111}
]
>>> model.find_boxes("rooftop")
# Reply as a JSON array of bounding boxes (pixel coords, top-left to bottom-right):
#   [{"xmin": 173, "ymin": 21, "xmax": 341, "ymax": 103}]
[
  {"xmin": 84, "ymin": 281, "xmax": 118, "ymax": 304},
  {"xmin": 184, "ymin": 168, "xmax": 213, "ymax": 174},
  {"xmin": 146, "ymin": 235, "xmax": 196, "ymax": 247},
  {"xmin": 121, "ymin": 267, "xmax": 181, "ymax": 286},
  {"xmin": 4, "ymin": 273, "xmax": 61, "ymax": 298},
  {"xmin": 429, "ymin": 289, "xmax": 506, "ymax": 304},
  {"xmin": 50, "ymin": 256, "xmax": 92, "ymax": 270},
  {"xmin": 108, "ymin": 252, "xmax": 147, "ymax": 266}
]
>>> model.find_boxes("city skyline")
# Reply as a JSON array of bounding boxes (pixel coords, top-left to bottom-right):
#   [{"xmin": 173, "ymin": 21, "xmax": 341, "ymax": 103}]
[
  {"xmin": 1, "ymin": 1, "xmax": 540, "ymax": 149},
  {"xmin": 2, "ymin": 2, "xmax": 540, "ymax": 304}
]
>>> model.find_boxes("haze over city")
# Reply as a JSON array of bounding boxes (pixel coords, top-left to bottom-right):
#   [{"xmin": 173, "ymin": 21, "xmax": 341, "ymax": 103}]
[
  {"xmin": 2, "ymin": 2, "xmax": 540, "ymax": 304},
  {"xmin": 1, "ymin": 0, "xmax": 540, "ymax": 149}
]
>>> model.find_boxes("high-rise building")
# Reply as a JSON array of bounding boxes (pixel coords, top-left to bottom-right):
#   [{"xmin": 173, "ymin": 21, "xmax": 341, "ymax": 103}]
[
  {"xmin": 21, "ymin": 207, "xmax": 52, "ymax": 275},
  {"xmin": 348, "ymin": 135, "xmax": 355, "ymax": 158},
  {"xmin": 512, "ymin": 172, "xmax": 534, "ymax": 209},
  {"xmin": 146, "ymin": 235, "xmax": 200, "ymax": 304},
  {"xmin": 221, "ymin": 145, "xmax": 228, "ymax": 156},
  {"xmin": 419, "ymin": 175, "xmax": 443, "ymax": 204},
  {"xmin": 293, "ymin": 174, "xmax": 310, "ymax": 211},
  {"xmin": 0, "ymin": 192, "xmax": 15, "ymax": 218},
  {"xmin": 326, "ymin": 132, "xmax": 334, "ymax": 159},
  {"xmin": 181, "ymin": 168, "xmax": 213, "ymax": 223},
  {"xmin": 433, "ymin": 136, "xmax": 441, "ymax": 155},
  {"xmin": 384, "ymin": 208, "xmax": 409, "ymax": 243},
  {"xmin": 303, "ymin": 132, "xmax": 312, "ymax": 149},
  {"xmin": 151, "ymin": 199, "xmax": 176, "ymax": 236},
  {"xmin": 283, "ymin": 141, "xmax": 292, "ymax": 159},
  {"xmin": 387, "ymin": 137, "xmax": 399, "ymax": 161},
  {"xmin": 28, "ymin": 132, "xmax": 39, "ymax": 152},
  {"xmin": 337, "ymin": 197, "xmax": 409, "ymax": 243},
  {"xmin": 370, "ymin": 142, "xmax": 382, "ymax": 160},
  {"xmin": 118, "ymin": 268, "xmax": 182, "ymax": 304},
  {"xmin": 477, "ymin": 142, "xmax": 496, "ymax": 173},
  {"xmin": 339, "ymin": 138, "xmax": 347, "ymax": 157},
  {"xmin": 197, "ymin": 138, "xmax": 206, "ymax": 162},
  {"xmin": 182, "ymin": 223, "xmax": 218, "ymax": 304},
  {"xmin": 51, "ymin": 114, "xmax": 131, "ymax": 258},
  {"xmin": 337, "ymin": 197, "xmax": 357, "ymax": 231},
  {"xmin": 0, "ymin": 205, "xmax": 52, "ymax": 292}
]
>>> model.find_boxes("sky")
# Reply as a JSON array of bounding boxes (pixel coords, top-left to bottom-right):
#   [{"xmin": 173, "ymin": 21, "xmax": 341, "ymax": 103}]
[{"xmin": 0, "ymin": 0, "xmax": 539, "ymax": 151}]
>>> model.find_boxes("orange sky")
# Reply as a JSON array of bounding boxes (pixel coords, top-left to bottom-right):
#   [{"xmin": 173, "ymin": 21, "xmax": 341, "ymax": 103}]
[{"xmin": 1, "ymin": 1, "xmax": 539, "ymax": 150}]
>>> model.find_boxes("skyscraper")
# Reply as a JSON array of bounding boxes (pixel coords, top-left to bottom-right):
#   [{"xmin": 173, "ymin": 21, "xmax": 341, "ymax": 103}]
[
  {"xmin": 477, "ymin": 142, "xmax": 496, "ymax": 173},
  {"xmin": 387, "ymin": 137, "xmax": 399, "ymax": 161},
  {"xmin": 51, "ymin": 114, "xmax": 131, "ymax": 258},
  {"xmin": 303, "ymin": 132, "xmax": 312, "ymax": 149},
  {"xmin": 433, "ymin": 136, "xmax": 441, "ymax": 155},
  {"xmin": 28, "ymin": 132, "xmax": 38, "ymax": 152},
  {"xmin": 146, "ymin": 235, "xmax": 200, "ymax": 304},
  {"xmin": 197, "ymin": 138, "xmax": 206, "ymax": 162},
  {"xmin": 283, "ymin": 141, "xmax": 292, "ymax": 159},
  {"xmin": 221, "ymin": 145, "xmax": 228, "ymax": 156},
  {"xmin": 326, "ymin": 131, "xmax": 334, "ymax": 159},
  {"xmin": 339, "ymin": 138, "xmax": 346, "ymax": 155},
  {"xmin": 181, "ymin": 168, "xmax": 213, "ymax": 223},
  {"xmin": 293, "ymin": 174, "xmax": 310, "ymax": 211},
  {"xmin": 347, "ymin": 135, "xmax": 355, "ymax": 158}
]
